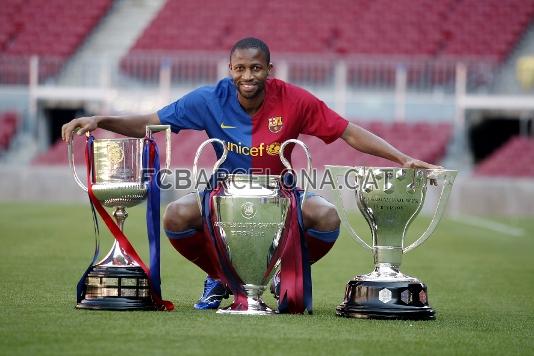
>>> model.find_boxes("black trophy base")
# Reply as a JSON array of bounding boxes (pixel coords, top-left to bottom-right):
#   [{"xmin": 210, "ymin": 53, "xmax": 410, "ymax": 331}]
[
  {"xmin": 336, "ymin": 279, "xmax": 435, "ymax": 320},
  {"xmin": 76, "ymin": 266, "xmax": 156, "ymax": 311}
]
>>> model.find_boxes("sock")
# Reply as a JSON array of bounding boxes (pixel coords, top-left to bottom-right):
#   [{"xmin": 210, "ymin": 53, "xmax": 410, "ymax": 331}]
[
  {"xmin": 305, "ymin": 228, "xmax": 340, "ymax": 264},
  {"xmin": 165, "ymin": 228, "xmax": 221, "ymax": 278}
]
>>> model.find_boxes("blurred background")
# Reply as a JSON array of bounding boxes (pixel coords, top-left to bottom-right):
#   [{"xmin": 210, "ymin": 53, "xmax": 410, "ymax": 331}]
[{"xmin": 0, "ymin": 0, "xmax": 533, "ymax": 218}]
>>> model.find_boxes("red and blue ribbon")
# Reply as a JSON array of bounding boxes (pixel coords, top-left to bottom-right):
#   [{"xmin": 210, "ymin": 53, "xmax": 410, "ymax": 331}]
[
  {"xmin": 142, "ymin": 138, "xmax": 162, "ymax": 300},
  {"xmin": 277, "ymin": 187, "xmax": 313, "ymax": 314}
]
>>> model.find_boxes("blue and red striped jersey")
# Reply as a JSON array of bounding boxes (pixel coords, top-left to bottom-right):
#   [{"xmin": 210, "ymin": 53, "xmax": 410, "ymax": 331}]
[{"xmin": 157, "ymin": 77, "xmax": 348, "ymax": 174}]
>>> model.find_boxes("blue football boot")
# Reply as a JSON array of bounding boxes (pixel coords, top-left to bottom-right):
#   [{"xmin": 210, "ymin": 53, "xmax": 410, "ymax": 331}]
[{"xmin": 193, "ymin": 276, "xmax": 230, "ymax": 310}]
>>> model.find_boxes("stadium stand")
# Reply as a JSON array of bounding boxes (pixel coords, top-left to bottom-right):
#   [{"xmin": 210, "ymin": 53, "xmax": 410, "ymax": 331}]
[
  {"xmin": 119, "ymin": 0, "xmax": 534, "ymax": 84},
  {"xmin": 127, "ymin": 0, "xmax": 446, "ymax": 55},
  {"xmin": 32, "ymin": 121, "xmax": 451, "ymax": 169},
  {"xmin": 0, "ymin": 111, "xmax": 19, "ymax": 151},
  {"xmin": 474, "ymin": 136, "xmax": 534, "ymax": 177},
  {"xmin": 0, "ymin": 0, "xmax": 112, "ymax": 84},
  {"xmin": 440, "ymin": 0, "xmax": 534, "ymax": 61}
]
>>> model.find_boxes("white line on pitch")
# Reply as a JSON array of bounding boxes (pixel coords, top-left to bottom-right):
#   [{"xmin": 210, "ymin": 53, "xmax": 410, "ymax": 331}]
[{"xmin": 450, "ymin": 215, "xmax": 525, "ymax": 237}]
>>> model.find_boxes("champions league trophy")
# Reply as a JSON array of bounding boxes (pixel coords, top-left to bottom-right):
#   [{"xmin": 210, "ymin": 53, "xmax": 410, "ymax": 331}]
[
  {"xmin": 68, "ymin": 125, "xmax": 171, "ymax": 310},
  {"xmin": 193, "ymin": 139, "xmax": 312, "ymax": 315},
  {"xmin": 327, "ymin": 166, "xmax": 457, "ymax": 320}
]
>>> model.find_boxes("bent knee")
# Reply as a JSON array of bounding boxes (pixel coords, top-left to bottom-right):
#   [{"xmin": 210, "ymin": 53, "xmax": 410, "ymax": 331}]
[
  {"xmin": 305, "ymin": 204, "xmax": 340, "ymax": 232},
  {"xmin": 321, "ymin": 205, "xmax": 341, "ymax": 231},
  {"xmin": 163, "ymin": 201, "xmax": 201, "ymax": 232}
]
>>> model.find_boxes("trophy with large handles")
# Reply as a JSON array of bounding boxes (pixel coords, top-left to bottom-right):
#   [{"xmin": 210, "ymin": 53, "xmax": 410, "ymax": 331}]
[
  {"xmin": 68, "ymin": 125, "xmax": 172, "ymax": 310},
  {"xmin": 193, "ymin": 138, "xmax": 312, "ymax": 315},
  {"xmin": 327, "ymin": 166, "xmax": 457, "ymax": 320}
]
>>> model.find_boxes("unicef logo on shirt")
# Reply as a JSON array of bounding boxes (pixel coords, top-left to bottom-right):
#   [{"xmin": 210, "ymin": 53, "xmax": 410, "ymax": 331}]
[{"xmin": 241, "ymin": 202, "xmax": 256, "ymax": 219}]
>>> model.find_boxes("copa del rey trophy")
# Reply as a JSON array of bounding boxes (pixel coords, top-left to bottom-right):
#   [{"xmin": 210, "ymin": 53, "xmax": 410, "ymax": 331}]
[
  {"xmin": 193, "ymin": 138, "xmax": 312, "ymax": 315},
  {"xmin": 68, "ymin": 125, "xmax": 172, "ymax": 310},
  {"xmin": 327, "ymin": 166, "xmax": 457, "ymax": 320}
]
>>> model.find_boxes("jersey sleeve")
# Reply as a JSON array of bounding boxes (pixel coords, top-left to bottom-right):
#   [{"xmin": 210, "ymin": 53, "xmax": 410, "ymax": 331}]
[
  {"xmin": 157, "ymin": 89, "xmax": 207, "ymax": 133},
  {"xmin": 299, "ymin": 92, "xmax": 349, "ymax": 144}
]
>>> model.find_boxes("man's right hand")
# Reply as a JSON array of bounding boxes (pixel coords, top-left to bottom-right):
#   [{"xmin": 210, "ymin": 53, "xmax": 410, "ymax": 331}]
[{"xmin": 61, "ymin": 116, "xmax": 100, "ymax": 142}]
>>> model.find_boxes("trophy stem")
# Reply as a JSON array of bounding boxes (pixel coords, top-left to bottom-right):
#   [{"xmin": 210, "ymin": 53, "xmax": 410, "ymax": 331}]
[
  {"xmin": 373, "ymin": 246, "xmax": 403, "ymax": 271},
  {"xmin": 217, "ymin": 285, "xmax": 275, "ymax": 315},
  {"xmin": 95, "ymin": 206, "xmax": 138, "ymax": 268},
  {"xmin": 241, "ymin": 285, "xmax": 274, "ymax": 314},
  {"xmin": 113, "ymin": 206, "xmax": 127, "ymax": 231},
  {"xmin": 374, "ymin": 263, "xmax": 401, "ymax": 275},
  {"xmin": 244, "ymin": 285, "xmax": 265, "ymax": 300},
  {"xmin": 372, "ymin": 224, "xmax": 405, "ymax": 264}
]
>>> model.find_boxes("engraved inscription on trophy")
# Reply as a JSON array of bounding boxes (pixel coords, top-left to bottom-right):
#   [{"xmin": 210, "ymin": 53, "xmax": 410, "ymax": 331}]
[
  {"xmin": 108, "ymin": 142, "xmax": 133, "ymax": 181},
  {"xmin": 215, "ymin": 222, "xmax": 285, "ymax": 239},
  {"xmin": 107, "ymin": 142, "xmax": 124, "ymax": 166}
]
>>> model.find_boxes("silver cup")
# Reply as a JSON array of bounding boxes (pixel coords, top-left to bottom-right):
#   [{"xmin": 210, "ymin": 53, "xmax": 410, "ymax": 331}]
[
  {"xmin": 193, "ymin": 139, "xmax": 312, "ymax": 315},
  {"xmin": 68, "ymin": 125, "xmax": 171, "ymax": 310},
  {"xmin": 327, "ymin": 166, "xmax": 457, "ymax": 319}
]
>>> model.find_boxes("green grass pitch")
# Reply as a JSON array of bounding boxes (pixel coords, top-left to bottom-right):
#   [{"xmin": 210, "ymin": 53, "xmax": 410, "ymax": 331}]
[{"xmin": 1, "ymin": 202, "xmax": 533, "ymax": 355}]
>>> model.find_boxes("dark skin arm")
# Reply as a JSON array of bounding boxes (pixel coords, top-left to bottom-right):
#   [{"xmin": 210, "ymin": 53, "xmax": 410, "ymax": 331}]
[
  {"xmin": 341, "ymin": 122, "xmax": 441, "ymax": 169},
  {"xmin": 61, "ymin": 113, "xmax": 161, "ymax": 142}
]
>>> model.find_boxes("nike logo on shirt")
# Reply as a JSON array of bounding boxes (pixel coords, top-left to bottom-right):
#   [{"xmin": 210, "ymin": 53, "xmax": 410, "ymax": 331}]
[{"xmin": 220, "ymin": 122, "xmax": 236, "ymax": 129}]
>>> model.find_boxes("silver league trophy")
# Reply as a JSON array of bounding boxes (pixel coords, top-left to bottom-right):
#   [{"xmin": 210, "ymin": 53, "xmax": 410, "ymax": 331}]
[
  {"xmin": 327, "ymin": 166, "xmax": 457, "ymax": 320},
  {"xmin": 193, "ymin": 139, "xmax": 312, "ymax": 315},
  {"xmin": 68, "ymin": 125, "xmax": 171, "ymax": 310}
]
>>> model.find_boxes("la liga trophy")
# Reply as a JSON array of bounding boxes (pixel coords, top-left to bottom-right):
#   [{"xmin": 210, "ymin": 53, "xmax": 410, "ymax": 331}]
[
  {"xmin": 327, "ymin": 166, "xmax": 457, "ymax": 320},
  {"xmin": 193, "ymin": 139, "xmax": 312, "ymax": 315},
  {"xmin": 68, "ymin": 125, "xmax": 171, "ymax": 310}
]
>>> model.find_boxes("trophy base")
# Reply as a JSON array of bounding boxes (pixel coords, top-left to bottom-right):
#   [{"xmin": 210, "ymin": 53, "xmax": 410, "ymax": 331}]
[
  {"xmin": 216, "ymin": 297, "xmax": 275, "ymax": 316},
  {"xmin": 76, "ymin": 266, "xmax": 156, "ymax": 311},
  {"xmin": 336, "ymin": 279, "xmax": 435, "ymax": 320}
]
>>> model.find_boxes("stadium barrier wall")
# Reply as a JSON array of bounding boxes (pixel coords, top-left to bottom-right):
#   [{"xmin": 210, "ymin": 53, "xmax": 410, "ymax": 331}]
[{"xmin": 0, "ymin": 53, "xmax": 505, "ymax": 124}]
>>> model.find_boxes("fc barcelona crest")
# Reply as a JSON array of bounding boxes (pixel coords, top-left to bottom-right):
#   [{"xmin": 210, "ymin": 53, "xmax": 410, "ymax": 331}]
[{"xmin": 268, "ymin": 116, "xmax": 283, "ymax": 133}]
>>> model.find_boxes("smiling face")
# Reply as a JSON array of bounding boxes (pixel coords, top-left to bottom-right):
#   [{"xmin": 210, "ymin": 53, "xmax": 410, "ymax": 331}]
[{"xmin": 229, "ymin": 47, "xmax": 272, "ymax": 102}]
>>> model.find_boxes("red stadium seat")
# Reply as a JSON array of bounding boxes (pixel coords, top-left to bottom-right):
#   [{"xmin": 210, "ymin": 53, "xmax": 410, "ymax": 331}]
[
  {"xmin": 475, "ymin": 137, "xmax": 534, "ymax": 177},
  {"xmin": 0, "ymin": 0, "xmax": 113, "ymax": 84},
  {"xmin": 120, "ymin": 0, "xmax": 534, "ymax": 82}
]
